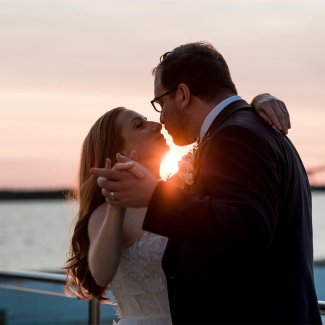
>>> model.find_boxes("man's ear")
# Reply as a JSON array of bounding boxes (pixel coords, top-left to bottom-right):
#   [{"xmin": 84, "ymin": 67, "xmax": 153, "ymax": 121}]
[{"xmin": 177, "ymin": 83, "xmax": 191, "ymax": 109}]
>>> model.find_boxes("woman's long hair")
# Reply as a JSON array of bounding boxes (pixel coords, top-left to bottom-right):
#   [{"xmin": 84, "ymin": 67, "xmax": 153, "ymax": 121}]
[{"xmin": 63, "ymin": 107, "xmax": 126, "ymax": 302}]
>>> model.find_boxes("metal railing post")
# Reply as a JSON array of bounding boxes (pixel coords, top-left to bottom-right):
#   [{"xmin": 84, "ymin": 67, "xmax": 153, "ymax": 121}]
[{"xmin": 88, "ymin": 299, "xmax": 100, "ymax": 325}]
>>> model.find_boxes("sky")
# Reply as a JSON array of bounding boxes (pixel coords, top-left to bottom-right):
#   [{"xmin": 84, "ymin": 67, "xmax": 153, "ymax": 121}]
[{"xmin": 0, "ymin": 0, "xmax": 324, "ymax": 189}]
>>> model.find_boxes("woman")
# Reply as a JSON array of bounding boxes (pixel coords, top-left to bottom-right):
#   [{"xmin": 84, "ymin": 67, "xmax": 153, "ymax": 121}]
[
  {"xmin": 64, "ymin": 97, "xmax": 290, "ymax": 324},
  {"xmin": 65, "ymin": 107, "xmax": 172, "ymax": 324}
]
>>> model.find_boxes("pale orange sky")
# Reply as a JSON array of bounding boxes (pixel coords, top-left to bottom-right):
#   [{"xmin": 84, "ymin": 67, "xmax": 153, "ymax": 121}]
[{"xmin": 0, "ymin": 0, "xmax": 324, "ymax": 189}]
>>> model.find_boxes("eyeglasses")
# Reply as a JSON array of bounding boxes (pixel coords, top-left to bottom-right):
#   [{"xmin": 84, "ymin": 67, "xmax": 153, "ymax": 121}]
[{"xmin": 150, "ymin": 87, "xmax": 178, "ymax": 113}]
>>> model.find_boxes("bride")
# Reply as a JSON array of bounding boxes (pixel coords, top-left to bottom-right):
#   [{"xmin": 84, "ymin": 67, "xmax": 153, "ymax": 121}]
[{"xmin": 64, "ymin": 96, "xmax": 289, "ymax": 324}]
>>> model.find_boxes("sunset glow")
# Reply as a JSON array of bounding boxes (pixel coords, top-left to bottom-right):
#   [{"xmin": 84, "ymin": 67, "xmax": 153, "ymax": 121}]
[
  {"xmin": 0, "ymin": 0, "xmax": 324, "ymax": 189},
  {"xmin": 160, "ymin": 151, "xmax": 182, "ymax": 181}
]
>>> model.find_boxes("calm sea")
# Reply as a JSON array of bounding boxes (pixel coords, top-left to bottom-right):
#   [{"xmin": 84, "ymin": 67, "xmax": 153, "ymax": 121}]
[
  {"xmin": 0, "ymin": 193, "xmax": 324, "ymax": 269},
  {"xmin": 0, "ymin": 193, "xmax": 324, "ymax": 300}
]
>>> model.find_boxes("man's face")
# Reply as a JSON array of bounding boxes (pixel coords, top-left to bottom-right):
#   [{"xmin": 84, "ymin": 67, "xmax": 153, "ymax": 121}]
[{"xmin": 153, "ymin": 73, "xmax": 190, "ymax": 146}]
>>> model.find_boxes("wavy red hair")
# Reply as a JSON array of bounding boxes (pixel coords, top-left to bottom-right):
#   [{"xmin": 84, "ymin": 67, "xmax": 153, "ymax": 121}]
[{"xmin": 63, "ymin": 107, "xmax": 125, "ymax": 302}]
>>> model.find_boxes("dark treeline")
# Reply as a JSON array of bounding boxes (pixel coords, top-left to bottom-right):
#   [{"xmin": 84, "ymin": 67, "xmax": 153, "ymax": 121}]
[
  {"xmin": 0, "ymin": 186, "xmax": 324, "ymax": 200},
  {"xmin": 311, "ymin": 185, "xmax": 325, "ymax": 191},
  {"xmin": 0, "ymin": 189, "xmax": 73, "ymax": 200},
  {"xmin": 310, "ymin": 185, "xmax": 325, "ymax": 192}
]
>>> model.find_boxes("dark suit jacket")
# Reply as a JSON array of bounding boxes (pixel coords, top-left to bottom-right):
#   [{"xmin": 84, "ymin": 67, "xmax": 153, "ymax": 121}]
[{"xmin": 143, "ymin": 100, "xmax": 321, "ymax": 324}]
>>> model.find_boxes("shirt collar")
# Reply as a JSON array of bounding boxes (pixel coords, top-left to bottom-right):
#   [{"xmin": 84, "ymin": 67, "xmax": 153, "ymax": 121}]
[{"xmin": 199, "ymin": 95, "xmax": 241, "ymax": 143}]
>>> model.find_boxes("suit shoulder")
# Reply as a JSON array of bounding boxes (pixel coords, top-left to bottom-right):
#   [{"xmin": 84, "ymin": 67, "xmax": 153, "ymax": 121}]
[{"xmin": 215, "ymin": 109, "xmax": 285, "ymax": 143}]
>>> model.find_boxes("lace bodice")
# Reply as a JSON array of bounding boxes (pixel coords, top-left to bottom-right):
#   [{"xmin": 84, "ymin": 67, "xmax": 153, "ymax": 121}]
[{"xmin": 110, "ymin": 232, "xmax": 172, "ymax": 325}]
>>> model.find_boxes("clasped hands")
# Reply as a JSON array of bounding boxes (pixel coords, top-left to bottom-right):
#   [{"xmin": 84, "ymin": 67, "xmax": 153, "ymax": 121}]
[{"xmin": 90, "ymin": 151, "xmax": 159, "ymax": 208}]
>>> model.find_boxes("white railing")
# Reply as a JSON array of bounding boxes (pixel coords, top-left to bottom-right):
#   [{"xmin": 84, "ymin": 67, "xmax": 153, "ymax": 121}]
[{"xmin": 0, "ymin": 269, "xmax": 324, "ymax": 324}]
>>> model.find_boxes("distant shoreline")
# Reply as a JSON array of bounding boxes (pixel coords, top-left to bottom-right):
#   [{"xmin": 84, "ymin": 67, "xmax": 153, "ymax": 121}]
[
  {"xmin": 0, "ymin": 189, "xmax": 73, "ymax": 200},
  {"xmin": 311, "ymin": 185, "xmax": 325, "ymax": 192},
  {"xmin": 0, "ymin": 186, "xmax": 324, "ymax": 200}
]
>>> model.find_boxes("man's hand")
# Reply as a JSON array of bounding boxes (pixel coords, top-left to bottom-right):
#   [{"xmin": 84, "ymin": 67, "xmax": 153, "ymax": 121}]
[
  {"xmin": 90, "ymin": 153, "xmax": 160, "ymax": 208},
  {"xmin": 252, "ymin": 93, "xmax": 291, "ymax": 135}
]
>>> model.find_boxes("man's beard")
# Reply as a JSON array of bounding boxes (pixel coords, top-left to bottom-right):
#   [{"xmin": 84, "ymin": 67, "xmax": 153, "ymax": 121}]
[{"xmin": 170, "ymin": 111, "xmax": 194, "ymax": 146}]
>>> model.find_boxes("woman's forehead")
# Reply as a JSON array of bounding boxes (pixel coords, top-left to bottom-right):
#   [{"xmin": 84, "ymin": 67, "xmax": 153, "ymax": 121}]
[{"xmin": 118, "ymin": 109, "xmax": 146, "ymax": 123}]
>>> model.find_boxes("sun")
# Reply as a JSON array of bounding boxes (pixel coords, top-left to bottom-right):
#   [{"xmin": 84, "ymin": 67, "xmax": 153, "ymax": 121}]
[{"xmin": 160, "ymin": 151, "xmax": 182, "ymax": 180}]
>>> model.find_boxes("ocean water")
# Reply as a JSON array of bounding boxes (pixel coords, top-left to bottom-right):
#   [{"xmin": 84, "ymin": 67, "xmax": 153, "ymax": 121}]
[
  {"xmin": 0, "ymin": 193, "xmax": 324, "ymax": 299},
  {"xmin": 312, "ymin": 192, "xmax": 325, "ymax": 262},
  {"xmin": 0, "ymin": 199, "xmax": 77, "ymax": 271},
  {"xmin": 0, "ymin": 194, "xmax": 325, "ymax": 269}
]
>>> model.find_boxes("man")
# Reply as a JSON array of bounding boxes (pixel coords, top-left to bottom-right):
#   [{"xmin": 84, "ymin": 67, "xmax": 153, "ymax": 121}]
[{"xmin": 91, "ymin": 42, "xmax": 321, "ymax": 324}]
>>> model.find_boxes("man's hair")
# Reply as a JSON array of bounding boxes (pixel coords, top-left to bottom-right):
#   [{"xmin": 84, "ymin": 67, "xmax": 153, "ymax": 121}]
[{"xmin": 153, "ymin": 42, "xmax": 237, "ymax": 101}]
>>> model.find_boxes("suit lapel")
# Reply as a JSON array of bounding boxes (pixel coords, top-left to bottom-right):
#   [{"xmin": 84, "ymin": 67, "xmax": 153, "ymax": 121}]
[{"xmin": 189, "ymin": 100, "xmax": 252, "ymax": 191}]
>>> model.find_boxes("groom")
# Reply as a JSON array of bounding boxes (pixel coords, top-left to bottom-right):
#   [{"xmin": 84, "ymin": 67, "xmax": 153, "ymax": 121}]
[{"xmin": 92, "ymin": 42, "xmax": 321, "ymax": 324}]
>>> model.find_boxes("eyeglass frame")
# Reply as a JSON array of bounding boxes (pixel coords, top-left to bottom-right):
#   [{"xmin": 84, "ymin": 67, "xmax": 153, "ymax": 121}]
[{"xmin": 150, "ymin": 87, "xmax": 178, "ymax": 113}]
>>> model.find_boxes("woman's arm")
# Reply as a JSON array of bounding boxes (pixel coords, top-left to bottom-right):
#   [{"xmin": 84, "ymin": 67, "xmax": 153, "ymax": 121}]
[
  {"xmin": 252, "ymin": 93, "xmax": 291, "ymax": 134},
  {"xmin": 88, "ymin": 204, "xmax": 126, "ymax": 287}
]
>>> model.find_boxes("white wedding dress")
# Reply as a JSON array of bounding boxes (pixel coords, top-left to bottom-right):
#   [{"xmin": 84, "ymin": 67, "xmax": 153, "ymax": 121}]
[{"xmin": 110, "ymin": 231, "xmax": 172, "ymax": 325}]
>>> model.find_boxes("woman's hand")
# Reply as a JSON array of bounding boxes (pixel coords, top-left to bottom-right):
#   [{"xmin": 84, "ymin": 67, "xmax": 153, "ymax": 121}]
[{"xmin": 252, "ymin": 93, "xmax": 291, "ymax": 135}]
